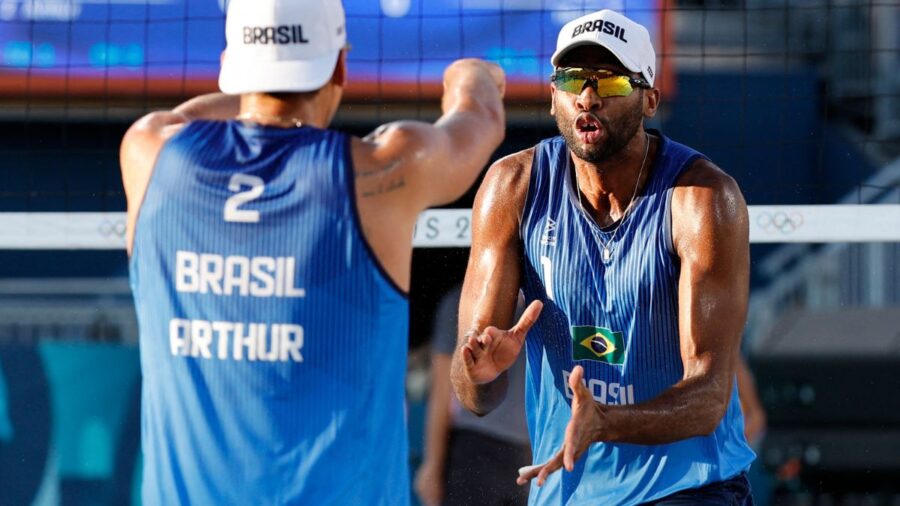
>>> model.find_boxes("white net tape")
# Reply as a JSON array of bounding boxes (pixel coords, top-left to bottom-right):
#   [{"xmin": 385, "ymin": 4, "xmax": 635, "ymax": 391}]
[{"xmin": 0, "ymin": 205, "xmax": 897, "ymax": 250}]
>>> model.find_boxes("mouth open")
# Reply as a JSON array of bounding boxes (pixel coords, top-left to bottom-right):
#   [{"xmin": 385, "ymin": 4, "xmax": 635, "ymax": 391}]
[{"xmin": 574, "ymin": 114, "xmax": 603, "ymax": 144}]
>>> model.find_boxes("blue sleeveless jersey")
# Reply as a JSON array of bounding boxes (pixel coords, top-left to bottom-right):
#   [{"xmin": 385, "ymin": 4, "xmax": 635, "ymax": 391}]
[
  {"xmin": 130, "ymin": 120, "xmax": 410, "ymax": 505},
  {"xmin": 520, "ymin": 132, "xmax": 755, "ymax": 505}
]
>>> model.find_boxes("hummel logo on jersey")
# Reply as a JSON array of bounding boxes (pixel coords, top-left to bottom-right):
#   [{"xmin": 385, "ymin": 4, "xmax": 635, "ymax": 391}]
[
  {"xmin": 540, "ymin": 217, "xmax": 558, "ymax": 246},
  {"xmin": 571, "ymin": 325, "xmax": 626, "ymax": 365}
]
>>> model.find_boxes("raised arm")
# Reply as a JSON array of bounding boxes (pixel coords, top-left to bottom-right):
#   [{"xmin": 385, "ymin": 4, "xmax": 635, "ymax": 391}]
[
  {"xmin": 450, "ymin": 150, "xmax": 537, "ymax": 415},
  {"xmin": 349, "ymin": 59, "xmax": 507, "ymax": 292},
  {"xmin": 354, "ymin": 58, "xmax": 506, "ymax": 212}
]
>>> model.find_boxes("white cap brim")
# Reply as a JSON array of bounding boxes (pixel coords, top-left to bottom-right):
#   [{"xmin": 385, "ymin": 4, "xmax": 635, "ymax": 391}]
[
  {"xmin": 551, "ymin": 41, "xmax": 641, "ymax": 75},
  {"xmin": 218, "ymin": 49, "xmax": 340, "ymax": 95}
]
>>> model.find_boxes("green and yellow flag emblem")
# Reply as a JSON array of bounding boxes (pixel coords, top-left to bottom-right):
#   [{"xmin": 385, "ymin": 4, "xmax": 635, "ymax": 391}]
[{"xmin": 571, "ymin": 326, "xmax": 626, "ymax": 365}]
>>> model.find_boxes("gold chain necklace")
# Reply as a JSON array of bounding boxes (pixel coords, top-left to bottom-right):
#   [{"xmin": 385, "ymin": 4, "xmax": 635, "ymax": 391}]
[
  {"xmin": 236, "ymin": 111, "xmax": 304, "ymax": 128},
  {"xmin": 575, "ymin": 131, "xmax": 650, "ymax": 263}
]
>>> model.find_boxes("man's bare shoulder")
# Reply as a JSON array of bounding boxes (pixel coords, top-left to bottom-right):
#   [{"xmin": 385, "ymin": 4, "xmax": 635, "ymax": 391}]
[
  {"xmin": 479, "ymin": 147, "xmax": 535, "ymax": 205},
  {"xmin": 121, "ymin": 111, "xmax": 192, "ymax": 172},
  {"xmin": 671, "ymin": 157, "xmax": 749, "ymax": 257},
  {"xmin": 469, "ymin": 147, "xmax": 535, "ymax": 236},
  {"xmin": 350, "ymin": 121, "xmax": 432, "ymax": 166},
  {"xmin": 672, "ymin": 158, "xmax": 745, "ymax": 214},
  {"xmin": 123, "ymin": 110, "xmax": 189, "ymax": 145},
  {"xmin": 121, "ymin": 111, "xmax": 190, "ymax": 169},
  {"xmin": 674, "ymin": 158, "xmax": 738, "ymax": 191},
  {"xmin": 489, "ymin": 147, "xmax": 535, "ymax": 176}
]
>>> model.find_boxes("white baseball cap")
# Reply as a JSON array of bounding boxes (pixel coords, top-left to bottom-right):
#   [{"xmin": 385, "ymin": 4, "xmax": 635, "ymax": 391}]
[
  {"xmin": 551, "ymin": 9, "xmax": 656, "ymax": 87},
  {"xmin": 219, "ymin": 0, "xmax": 347, "ymax": 95}
]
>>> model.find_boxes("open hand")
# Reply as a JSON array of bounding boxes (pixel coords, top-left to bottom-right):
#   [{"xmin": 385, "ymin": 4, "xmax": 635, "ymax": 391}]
[
  {"xmin": 516, "ymin": 365, "xmax": 607, "ymax": 486},
  {"xmin": 461, "ymin": 300, "xmax": 542, "ymax": 384}
]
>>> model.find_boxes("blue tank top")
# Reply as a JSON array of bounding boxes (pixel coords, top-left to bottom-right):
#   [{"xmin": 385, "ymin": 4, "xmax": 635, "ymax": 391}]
[
  {"xmin": 520, "ymin": 132, "xmax": 754, "ymax": 505},
  {"xmin": 130, "ymin": 120, "xmax": 410, "ymax": 505}
]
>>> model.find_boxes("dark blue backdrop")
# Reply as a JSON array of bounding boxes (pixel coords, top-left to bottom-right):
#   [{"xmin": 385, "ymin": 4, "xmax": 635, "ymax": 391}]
[{"xmin": 0, "ymin": 1, "xmax": 658, "ymax": 89}]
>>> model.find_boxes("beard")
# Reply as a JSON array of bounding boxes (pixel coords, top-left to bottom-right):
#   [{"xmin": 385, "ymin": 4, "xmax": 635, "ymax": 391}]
[{"xmin": 555, "ymin": 93, "xmax": 644, "ymax": 164}]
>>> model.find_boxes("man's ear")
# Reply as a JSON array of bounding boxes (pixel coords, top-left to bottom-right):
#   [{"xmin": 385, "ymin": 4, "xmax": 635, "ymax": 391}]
[
  {"xmin": 331, "ymin": 49, "xmax": 347, "ymax": 88},
  {"xmin": 643, "ymin": 87, "xmax": 660, "ymax": 118},
  {"xmin": 549, "ymin": 85, "xmax": 557, "ymax": 117}
]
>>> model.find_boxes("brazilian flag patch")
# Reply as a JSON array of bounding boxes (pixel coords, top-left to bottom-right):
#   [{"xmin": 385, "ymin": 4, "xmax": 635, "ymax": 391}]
[{"xmin": 571, "ymin": 326, "xmax": 626, "ymax": 365}]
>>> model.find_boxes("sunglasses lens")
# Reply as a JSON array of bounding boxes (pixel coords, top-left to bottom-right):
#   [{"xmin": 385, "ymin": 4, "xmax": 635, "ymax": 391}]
[
  {"xmin": 594, "ymin": 76, "xmax": 634, "ymax": 97},
  {"xmin": 553, "ymin": 69, "xmax": 635, "ymax": 97},
  {"xmin": 554, "ymin": 74, "xmax": 588, "ymax": 94}
]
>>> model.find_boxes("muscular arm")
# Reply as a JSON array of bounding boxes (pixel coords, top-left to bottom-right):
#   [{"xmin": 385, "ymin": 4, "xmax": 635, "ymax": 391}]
[
  {"xmin": 449, "ymin": 150, "xmax": 531, "ymax": 415},
  {"xmin": 354, "ymin": 59, "xmax": 506, "ymax": 212},
  {"xmin": 597, "ymin": 160, "xmax": 750, "ymax": 444},
  {"xmin": 350, "ymin": 59, "xmax": 506, "ymax": 292}
]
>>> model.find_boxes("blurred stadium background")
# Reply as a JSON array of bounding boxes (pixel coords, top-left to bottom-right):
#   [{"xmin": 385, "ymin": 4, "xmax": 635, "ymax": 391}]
[{"xmin": 0, "ymin": 0, "xmax": 897, "ymax": 504}]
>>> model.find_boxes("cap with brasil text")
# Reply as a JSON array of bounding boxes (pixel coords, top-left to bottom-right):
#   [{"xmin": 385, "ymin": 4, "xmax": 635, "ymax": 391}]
[
  {"xmin": 551, "ymin": 9, "xmax": 656, "ymax": 87},
  {"xmin": 218, "ymin": 0, "xmax": 346, "ymax": 95}
]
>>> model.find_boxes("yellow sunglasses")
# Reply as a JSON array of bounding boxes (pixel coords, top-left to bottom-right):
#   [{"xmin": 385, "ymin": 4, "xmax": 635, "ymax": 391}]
[{"xmin": 551, "ymin": 67, "xmax": 650, "ymax": 97}]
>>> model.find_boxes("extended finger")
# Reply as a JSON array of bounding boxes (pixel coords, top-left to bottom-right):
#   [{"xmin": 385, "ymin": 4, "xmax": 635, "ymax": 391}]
[
  {"xmin": 516, "ymin": 464, "xmax": 542, "ymax": 486},
  {"xmin": 511, "ymin": 300, "xmax": 544, "ymax": 336},
  {"xmin": 477, "ymin": 329, "xmax": 495, "ymax": 348},
  {"xmin": 536, "ymin": 450, "xmax": 564, "ymax": 487},
  {"xmin": 461, "ymin": 345, "xmax": 475, "ymax": 368},
  {"xmin": 568, "ymin": 365, "xmax": 585, "ymax": 391},
  {"xmin": 462, "ymin": 335, "xmax": 486, "ymax": 364},
  {"xmin": 466, "ymin": 333, "xmax": 486, "ymax": 356},
  {"xmin": 569, "ymin": 365, "xmax": 593, "ymax": 402},
  {"xmin": 483, "ymin": 326, "xmax": 505, "ymax": 342}
]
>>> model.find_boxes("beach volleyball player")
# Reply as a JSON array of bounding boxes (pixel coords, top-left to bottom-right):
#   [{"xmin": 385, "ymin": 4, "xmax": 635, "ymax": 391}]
[
  {"xmin": 452, "ymin": 9, "xmax": 756, "ymax": 505},
  {"xmin": 119, "ymin": 0, "xmax": 505, "ymax": 503}
]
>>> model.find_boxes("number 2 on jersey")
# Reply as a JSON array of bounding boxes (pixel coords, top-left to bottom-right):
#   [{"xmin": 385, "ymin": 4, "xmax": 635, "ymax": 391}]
[{"xmin": 224, "ymin": 174, "xmax": 265, "ymax": 223}]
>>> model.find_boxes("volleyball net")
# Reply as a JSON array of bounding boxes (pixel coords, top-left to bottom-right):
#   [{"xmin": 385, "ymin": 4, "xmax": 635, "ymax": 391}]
[{"xmin": 0, "ymin": 204, "xmax": 897, "ymax": 250}]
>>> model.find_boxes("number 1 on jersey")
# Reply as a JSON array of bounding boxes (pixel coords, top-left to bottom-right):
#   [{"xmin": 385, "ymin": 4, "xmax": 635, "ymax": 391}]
[
  {"xmin": 224, "ymin": 174, "xmax": 265, "ymax": 223},
  {"xmin": 540, "ymin": 255, "xmax": 555, "ymax": 301}
]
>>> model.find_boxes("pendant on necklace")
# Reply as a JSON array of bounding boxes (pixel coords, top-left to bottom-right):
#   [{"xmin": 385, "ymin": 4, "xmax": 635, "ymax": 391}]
[{"xmin": 602, "ymin": 247, "xmax": 612, "ymax": 262}]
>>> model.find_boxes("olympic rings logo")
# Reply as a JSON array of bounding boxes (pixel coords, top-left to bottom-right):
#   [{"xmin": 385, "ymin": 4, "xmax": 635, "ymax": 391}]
[
  {"xmin": 756, "ymin": 211, "xmax": 804, "ymax": 234},
  {"xmin": 97, "ymin": 219, "xmax": 126, "ymax": 238}
]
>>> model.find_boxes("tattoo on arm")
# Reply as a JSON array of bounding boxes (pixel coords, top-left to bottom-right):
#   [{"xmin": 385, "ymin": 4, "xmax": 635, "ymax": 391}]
[
  {"xmin": 360, "ymin": 176, "xmax": 406, "ymax": 198},
  {"xmin": 356, "ymin": 159, "xmax": 406, "ymax": 198},
  {"xmin": 354, "ymin": 159, "xmax": 401, "ymax": 179}
]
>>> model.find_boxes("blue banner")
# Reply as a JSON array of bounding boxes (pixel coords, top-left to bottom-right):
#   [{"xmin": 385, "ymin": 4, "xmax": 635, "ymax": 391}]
[{"xmin": 0, "ymin": 0, "xmax": 659, "ymax": 95}]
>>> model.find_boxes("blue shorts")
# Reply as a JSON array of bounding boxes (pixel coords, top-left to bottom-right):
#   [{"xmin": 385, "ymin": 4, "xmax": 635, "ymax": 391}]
[{"xmin": 643, "ymin": 473, "xmax": 753, "ymax": 506}]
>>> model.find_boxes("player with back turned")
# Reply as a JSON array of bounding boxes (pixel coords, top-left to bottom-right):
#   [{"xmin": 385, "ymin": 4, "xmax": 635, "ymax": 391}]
[
  {"xmin": 452, "ymin": 9, "xmax": 756, "ymax": 505},
  {"xmin": 119, "ymin": 0, "xmax": 505, "ymax": 503}
]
